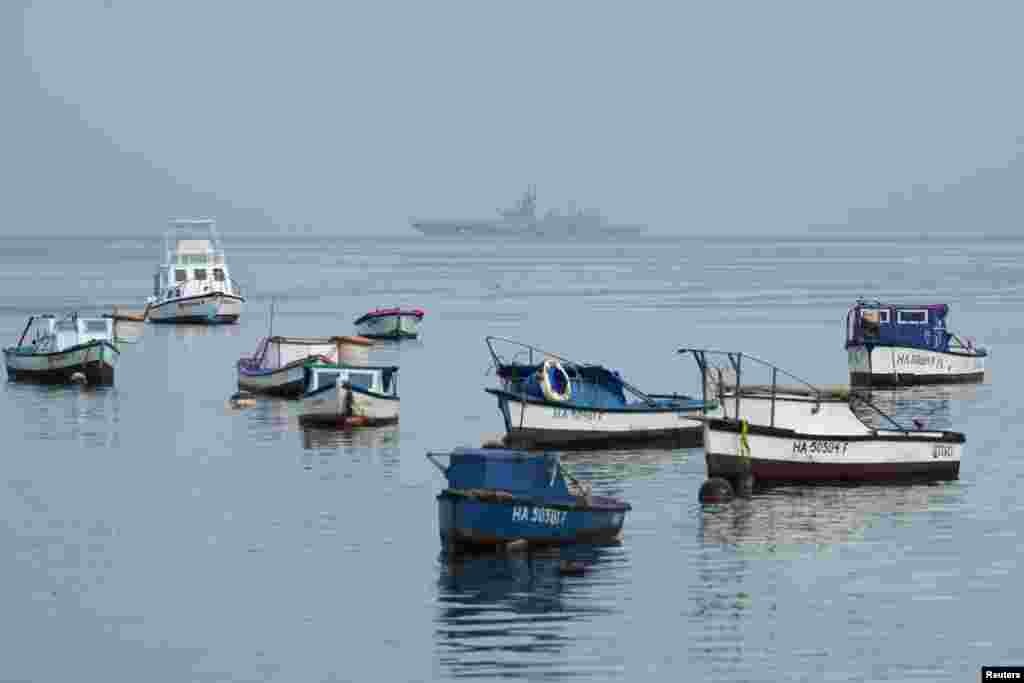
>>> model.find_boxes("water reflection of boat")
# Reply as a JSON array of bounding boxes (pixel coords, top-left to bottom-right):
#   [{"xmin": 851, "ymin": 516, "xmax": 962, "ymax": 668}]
[
  {"xmin": 698, "ymin": 482, "xmax": 962, "ymax": 555},
  {"xmin": 557, "ymin": 447, "xmax": 695, "ymax": 492},
  {"xmin": 300, "ymin": 423, "xmax": 399, "ymax": 450},
  {"xmin": 166, "ymin": 322, "xmax": 241, "ymax": 339},
  {"xmin": 435, "ymin": 547, "xmax": 619, "ymax": 679},
  {"xmin": 850, "ymin": 386, "xmax": 958, "ymax": 432},
  {"xmin": 5, "ymin": 381, "xmax": 121, "ymax": 449}
]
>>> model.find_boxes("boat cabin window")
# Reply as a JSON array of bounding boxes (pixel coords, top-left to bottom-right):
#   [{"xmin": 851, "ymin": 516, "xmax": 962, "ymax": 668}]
[
  {"xmin": 175, "ymin": 269, "xmax": 187, "ymax": 283},
  {"xmin": 860, "ymin": 309, "xmax": 889, "ymax": 324},
  {"xmin": 213, "ymin": 268, "xmax": 225, "ymax": 282},
  {"xmin": 348, "ymin": 372, "xmax": 375, "ymax": 391},
  {"xmin": 316, "ymin": 371, "xmax": 341, "ymax": 390},
  {"xmin": 859, "ymin": 309, "xmax": 886, "ymax": 337},
  {"xmin": 85, "ymin": 320, "xmax": 108, "ymax": 333},
  {"xmin": 194, "ymin": 269, "xmax": 207, "ymax": 281},
  {"xmin": 897, "ymin": 309, "xmax": 928, "ymax": 325}
]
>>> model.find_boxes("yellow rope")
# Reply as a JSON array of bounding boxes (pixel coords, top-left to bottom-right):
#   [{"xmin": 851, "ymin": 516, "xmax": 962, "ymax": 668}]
[{"xmin": 739, "ymin": 419, "xmax": 752, "ymax": 461}]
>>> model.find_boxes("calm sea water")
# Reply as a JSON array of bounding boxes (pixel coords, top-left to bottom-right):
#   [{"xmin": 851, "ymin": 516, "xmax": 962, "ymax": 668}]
[{"xmin": 1, "ymin": 232, "xmax": 1021, "ymax": 682}]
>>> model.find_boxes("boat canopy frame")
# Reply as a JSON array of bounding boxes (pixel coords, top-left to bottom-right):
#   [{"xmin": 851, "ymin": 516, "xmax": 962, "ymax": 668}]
[
  {"xmin": 484, "ymin": 336, "xmax": 673, "ymax": 408},
  {"xmin": 678, "ymin": 347, "xmax": 908, "ymax": 433}
]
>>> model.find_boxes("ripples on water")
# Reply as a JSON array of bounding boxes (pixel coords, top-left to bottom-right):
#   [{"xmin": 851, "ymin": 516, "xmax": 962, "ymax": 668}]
[{"xmin": 2, "ymin": 234, "xmax": 1023, "ymax": 681}]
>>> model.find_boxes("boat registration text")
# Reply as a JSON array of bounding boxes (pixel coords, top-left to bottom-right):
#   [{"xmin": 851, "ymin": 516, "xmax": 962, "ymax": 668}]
[
  {"xmin": 793, "ymin": 440, "xmax": 849, "ymax": 456},
  {"xmin": 551, "ymin": 407, "xmax": 603, "ymax": 422},
  {"xmin": 511, "ymin": 505, "xmax": 567, "ymax": 526}
]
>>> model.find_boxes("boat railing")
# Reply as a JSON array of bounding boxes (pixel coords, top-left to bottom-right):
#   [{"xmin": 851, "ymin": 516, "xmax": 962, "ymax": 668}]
[
  {"xmin": 484, "ymin": 336, "xmax": 664, "ymax": 406},
  {"xmin": 677, "ymin": 347, "xmax": 908, "ymax": 433},
  {"xmin": 426, "ymin": 451, "xmax": 450, "ymax": 475}
]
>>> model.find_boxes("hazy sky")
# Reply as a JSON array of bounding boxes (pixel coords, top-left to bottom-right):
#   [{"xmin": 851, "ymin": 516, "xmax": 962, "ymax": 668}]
[{"xmin": 9, "ymin": 1, "xmax": 1024, "ymax": 234}]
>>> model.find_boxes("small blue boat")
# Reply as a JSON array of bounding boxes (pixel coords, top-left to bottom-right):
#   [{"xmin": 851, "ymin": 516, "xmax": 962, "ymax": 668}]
[{"xmin": 427, "ymin": 447, "xmax": 631, "ymax": 549}]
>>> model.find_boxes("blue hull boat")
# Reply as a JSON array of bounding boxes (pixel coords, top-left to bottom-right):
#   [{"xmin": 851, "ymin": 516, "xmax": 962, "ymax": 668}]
[{"xmin": 428, "ymin": 448, "xmax": 631, "ymax": 549}]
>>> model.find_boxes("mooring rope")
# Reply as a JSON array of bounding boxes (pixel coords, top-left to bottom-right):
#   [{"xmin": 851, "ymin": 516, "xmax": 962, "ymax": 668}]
[{"xmin": 739, "ymin": 419, "xmax": 752, "ymax": 461}]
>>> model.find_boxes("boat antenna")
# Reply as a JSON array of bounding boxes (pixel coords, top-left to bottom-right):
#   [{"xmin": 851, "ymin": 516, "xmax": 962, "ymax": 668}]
[{"xmin": 269, "ymin": 298, "xmax": 275, "ymax": 339}]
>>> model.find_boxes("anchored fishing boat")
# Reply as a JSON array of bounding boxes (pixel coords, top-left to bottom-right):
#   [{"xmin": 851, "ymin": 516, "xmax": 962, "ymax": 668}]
[
  {"xmin": 145, "ymin": 219, "xmax": 245, "ymax": 324},
  {"xmin": 845, "ymin": 299, "xmax": 987, "ymax": 386},
  {"xmin": 353, "ymin": 307, "xmax": 424, "ymax": 340},
  {"xmin": 427, "ymin": 447, "xmax": 631, "ymax": 549},
  {"xmin": 237, "ymin": 336, "xmax": 372, "ymax": 397},
  {"xmin": 484, "ymin": 337, "xmax": 711, "ymax": 449},
  {"xmin": 4, "ymin": 313, "xmax": 119, "ymax": 385},
  {"xmin": 297, "ymin": 360, "xmax": 399, "ymax": 427},
  {"xmin": 682, "ymin": 348, "xmax": 965, "ymax": 491}
]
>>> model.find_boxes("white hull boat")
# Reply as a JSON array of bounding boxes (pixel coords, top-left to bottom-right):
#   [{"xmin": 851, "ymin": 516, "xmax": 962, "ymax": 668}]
[
  {"xmin": 682, "ymin": 348, "xmax": 965, "ymax": 489},
  {"xmin": 4, "ymin": 314, "xmax": 119, "ymax": 385},
  {"xmin": 353, "ymin": 308, "xmax": 423, "ymax": 340},
  {"xmin": 845, "ymin": 300, "xmax": 987, "ymax": 386},
  {"xmin": 237, "ymin": 335, "xmax": 373, "ymax": 398},
  {"xmin": 145, "ymin": 219, "xmax": 245, "ymax": 324},
  {"xmin": 297, "ymin": 362, "xmax": 399, "ymax": 427},
  {"xmin": 485, "ymin": 337, "xmax": 712, "ymax": 449}
]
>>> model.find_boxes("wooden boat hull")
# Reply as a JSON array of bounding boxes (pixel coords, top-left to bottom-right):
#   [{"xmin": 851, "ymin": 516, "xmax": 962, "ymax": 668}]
[
  {"xmin": 355, "ymin": 313, "xmax": 420, "ymax": 339},
  {"xmin": 4, "ymin": 341, "xmax": 118, "ymax": 385},
  {"xmin": 237, "ymin": 361, "xmax": 308, "ymax": 398},
  {"xmin": 489, "ymin": 390, "xmax": 704, "ymax": 449},
  {"xmin": 703, "ymin": 418, "xmax": 963, "ymax": 486},
  {"xmin": 437, "ymin": 491, "xmax": 629, "ymax": 548},
  {"xmin": 147, "ymin": 292, "xmax": 244, "ymax": 324},
  {"xmin": 298, "ymin": 382, "xmax": 399, "ymax": 426},
  {"xmin": 847, "ymin": 344, "xmax": 985, "ymax": 386}
]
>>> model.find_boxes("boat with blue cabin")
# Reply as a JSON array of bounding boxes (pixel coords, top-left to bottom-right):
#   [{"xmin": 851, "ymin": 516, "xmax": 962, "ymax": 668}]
[
  {"xmin": 427, "ymin": 447, "xmax": 631, "ymax": 549},
  {"xmin": 845, "ymin": 300, "xmax": 987, "ymax": 386},
  {"xmin": 484, "ymin": 337, "xmax": 713, "ymax": 449},
  {"xmin": 297, "ymin": 360, "xmax": 400, "ymax": 427},
  {"xmin": 145, "ymin": 219, "xmax": 245, "ymax": 324},
  {"xmin": 4, "ymin": 313, "xmax": 119, "ymax": 385}
]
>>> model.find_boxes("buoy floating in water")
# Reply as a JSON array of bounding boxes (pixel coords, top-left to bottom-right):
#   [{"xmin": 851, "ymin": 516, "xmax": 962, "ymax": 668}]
[{"xmin": 698, "ymin": 477, "xmax": 734, "ymax": 504}]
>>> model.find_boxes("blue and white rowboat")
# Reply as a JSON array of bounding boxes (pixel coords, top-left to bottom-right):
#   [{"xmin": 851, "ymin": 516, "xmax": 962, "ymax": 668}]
[{"xmin": 428, "ymin": 448, "xmax": 631, "ymax": 549}]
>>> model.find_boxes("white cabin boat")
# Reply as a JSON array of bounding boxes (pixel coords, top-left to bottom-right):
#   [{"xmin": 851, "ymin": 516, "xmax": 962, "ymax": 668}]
[
  {"xmin": 845, "ymin": 299, "xmax": 987, "ymax": 386},
  {"xmin": 146, "ymin": 219, "xmax": 245, "ymax": 324},
  {"xmin": 237, "ymin": 335, "xmax": 374, "ymax": 398},
  {"xmin": 4, "ymin": 313, "xmax": 119, "ymax": 385},
  {"xmin": 680, "ymin": 348, "xmax": 965, "ymax": 490},
  {"xmin": 297, "ymin": 361, "xmax": 400, "ymax": 427}
]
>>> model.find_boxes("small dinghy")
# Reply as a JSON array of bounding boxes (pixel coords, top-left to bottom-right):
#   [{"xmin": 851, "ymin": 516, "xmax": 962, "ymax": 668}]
[
  {"xmin": 484, "ymin": 337, "xmax": 713, "ymax": 449},
  {"xmin": 145, "ymin": 219, "xmax": 245, "ymax": 324},
  {"xmin": 427, "ymin": 447, "xmax": 631, "ymax": 549},
  {"xmin": 681, "ymin": 348, "xmax": 966, "ymax": 491},
  {"xmin": 4, "ymin": 313, "xmax": 119, "ymax": 385},
  {"xmin": 845, "ymin": 299, "xmax": 987, "ymax": 386},
  {"xmin": 297, "ymin": 360, "xmax": 399, "ymax": 427},
  {"xmin": 353, "ymin": 307, "xmax": 424, "ymax": 340}
]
